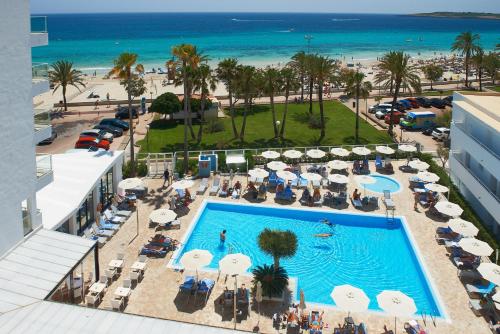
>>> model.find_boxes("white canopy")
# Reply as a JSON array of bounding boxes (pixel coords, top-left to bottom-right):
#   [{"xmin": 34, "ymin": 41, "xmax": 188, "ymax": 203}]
[
  {"xmin": 149, "ymin": 209, "xmax": 177, "ymax": 225},
  {"xmin": 218, "ymin": 253, "xmax": 252, "ymax": 276},
  {"xmin": 328, "ymin": 174, "xmax": 349, "ymax": 184},
  {"xmin": 327, "ymin": 160, "xmax": 349, "ymax": 170},
  {"xmin": 300, "ymin": 172, "xmax": 322, "ymax": 182},
  {"xmin": 267, "ymin": 161, "xmax": 288, "ymax": 171},
  {"xmin": 458, "ymin": 238, "xmax": 494, "ymax": 257},
  {"xmin": 425, "ymin": 183, "xmax": 449, "ymax": 193},
  {"xmin": 352, "ymin": 147, "xmax": 371, "ymax": 156},
  {"xmin": 408, "ymin": 160, "xmax": 430, "ymax": 171},
  {"xmin": 277, "ymin": 170, "xmax": 297, "ymax": 181},
  {"xmin": 478, "ymin": 263, "xmax": 500, "ymax": 286},
  {"xmin": 376, "ymin": 146, "xmax": 395, "ymax": 155},
  {"xmin": 448, "ymin": 218, "xmax": 478, "ymax": 237},
  {"xmin": 355, "ymin": 175, "xmax": 376, "ymax": 185},
  {"xmin": 282, "ymin": 150, "xmax": 303, "ymax": 159},
  {"xmin": 171, "ymin": 179, "xmax": 195, "ymax": 189},
  {"xmin": 306, "ymin": 149, "xmax": 326, "ymax": 159},
  {"xmin": 330, "ymin": 147, "xmax": 351, "ymax": 157},
  {"xmin": 417, "ymin": 171, "xmax": 440, "ymax": 183},
  {"xmin": 118, "ymin": 178, "xmax": 144, "ymax": 195},
  {"xmin": 376, "ymin": 290, "xmax": 417, "ymax": 317},
  {"xmin": 398, "ymin": 144, "xmax": 417, "ymax": 153},
  {"xmin": 179, "ymin": 249, "xmax": 213, "ymax": 270},
  {"xmin": 331, "ymin": 285, "xmax": 370, "ymax": 313},
  {"xmin": 248, "ymin": 168, "xmax": 269, "ymax": 179},
  {"xmin": 434, "ymin": 201, "xmax": 463, "ymax": 217},
  {"xmin": 261, "ymin": 150, "xmax": 281, "ymax": 160}
]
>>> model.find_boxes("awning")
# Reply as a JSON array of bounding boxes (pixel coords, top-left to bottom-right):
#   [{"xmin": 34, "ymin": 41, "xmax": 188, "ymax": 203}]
[
  {"xmin": 226, "ymin": 155, "xmax": 246, "ymax": 165},
  {"xmin": 0, "ymin": 229, "xmax": 95, "ymax": 314}
]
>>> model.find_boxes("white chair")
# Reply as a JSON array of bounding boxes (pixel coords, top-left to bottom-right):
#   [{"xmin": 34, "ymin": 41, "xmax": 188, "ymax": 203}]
[
  {"xmin": 85, "ymin": 294, "xmax": 100, "ymax": 307},
  {"xmin": 138, "ymin": 255, "xmax": 147, "ymax": 263},
  {"xmin": 116, "ymin": 253, "xmax": 125, "ymax": 260},
  {"xmin": 111, "ymin": 297, "xmax": 124, "ymax": 311},
  {"xmin": 123, "ymin": 279, "xmax": 132, "ymax": 289},
  {"xmin": 99, "ymin": 275, "xmax": 108, "ymax": 286},
  {"xmin": 382, "ymin": 190, "xmax": 396, "ymax": 210},
  {"xmin": 130, "ymin": 271, "xmax": 140, "ymax": 283},
  {"xmin": 105, "ymin": 269, "xmax": 117, "ymax": 282},
  {"xmin": 73, "ymin": 287, "xmax": 83, "ymax": 301}
]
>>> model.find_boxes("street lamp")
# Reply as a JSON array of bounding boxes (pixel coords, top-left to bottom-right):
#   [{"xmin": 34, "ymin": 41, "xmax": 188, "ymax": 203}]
[
  {"xmin": 304, "ymin": 35, "xmax": 313, "ymax": 53},
  {"xmin": 146, "ymin": 125, "xmax": 150, "ymax": 152}
]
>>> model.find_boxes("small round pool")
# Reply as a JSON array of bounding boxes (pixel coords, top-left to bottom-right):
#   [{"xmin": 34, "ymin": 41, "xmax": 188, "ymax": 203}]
[{"xmin": 361, "ymin": 174, "xmax": 402, "ymax": 194}]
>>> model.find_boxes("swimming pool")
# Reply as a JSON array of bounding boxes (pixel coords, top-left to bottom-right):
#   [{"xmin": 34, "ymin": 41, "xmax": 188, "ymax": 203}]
[
  {"xmin": 361, "ymin": 174, "xmax": 402, "ymax": 194},
  {"xmin": 171, "ymin": 201, "xmax": 444, "ymax": 317}
]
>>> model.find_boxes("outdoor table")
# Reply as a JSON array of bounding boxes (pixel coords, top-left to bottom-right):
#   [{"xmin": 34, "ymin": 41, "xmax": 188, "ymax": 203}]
[
  {"xmin": 131, "ymin": 261, "xmax": 147, "ymax": 272},
  {"xmin": 89, "ymin": 282, "xmax": 106, "ymax": 295},
  {"xmin": 108, "ymin": 259, "xmax": 124, "ymax": 269},
  {"xmin": 414, "ymin": 188, "xmax": 427, "ymax": 193},
  {"xmin": 114, "ymin": 286, "xmax": 131, "ymax": 299}
]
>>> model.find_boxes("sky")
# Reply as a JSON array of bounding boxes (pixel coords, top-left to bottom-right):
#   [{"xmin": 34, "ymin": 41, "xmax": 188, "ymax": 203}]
[{"xmin": 31, "ymin": 0, "xmax": 500, "ymax": 14}]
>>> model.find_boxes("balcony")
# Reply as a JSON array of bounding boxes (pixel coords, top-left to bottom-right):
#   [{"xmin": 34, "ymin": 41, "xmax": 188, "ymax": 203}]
[
  {"xmin": 30, "ymin": 16, "xmax": 48, "ymax": 47},
  {"xmin": 34, "ymin": 108, "xmax": 52, "ymax": 144},
  {"xmin": 36, "ymin": 154, "xmax": 53, "ymax": 190},
  {"xmin": 32, "ymin": 62, "xmax": 50, "ymax": 96}
]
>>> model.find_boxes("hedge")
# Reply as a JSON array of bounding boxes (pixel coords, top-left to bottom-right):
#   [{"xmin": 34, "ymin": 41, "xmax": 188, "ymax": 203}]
[
  {"xmin": 418, "ymin": 153, "xmax": 499, "ymax": 260},
  {"xmin": 122, "ymin": 160, "xmax": 148, "ymax": 178}
]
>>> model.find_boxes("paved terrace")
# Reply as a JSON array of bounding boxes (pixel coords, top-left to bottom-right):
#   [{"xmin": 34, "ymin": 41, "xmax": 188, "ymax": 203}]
[{"xmin": 88, "ymin": 160, "xmax": 490, "ymax": 334}]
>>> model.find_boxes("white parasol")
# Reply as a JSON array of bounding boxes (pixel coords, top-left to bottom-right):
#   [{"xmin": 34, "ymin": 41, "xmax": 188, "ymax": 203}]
[
  {"xmin": 267, "ymin": 161, "xmax": 288, "ymax": 171},
  {"xmin": 478, "ymin": 263, "xmax": 500, "ymax": 286},
  {"xmin": 434, "ymin": 201, "xmax": 463, "ymax": 217},
  {"xmin": 277, "ymin": 170, "xmax": 297, "ymax": 181},
  {"xmin": 376, "ymin": 146, "xmax": 395, "ymax": 155},
  {"xmin": 118, "ymin": 178, "xmax": 144, "ymax": 196},
  {"xmin": 328, "ymin": 174, "xmax": 349, "ymax": 184},
  {"xmin": 282, "ymin": 150, "xmax": 303, "ymax": 160},
  {"xmin": 425, "ymin": 183, "xmax": 449, "ymax": 193},
  {"xmin": 377, "ymin": 290, "xmax": 417, "ymax": 334},
  {"xmin": 447, "ymin": 218, "xmax": 478, "ymax": 237},
  {"xmin": 416, "ymin": 171, "xmax": 440, "ymax": 183},
  {"xmin": 149, "ymin": 209, "xmax": 177, "ymax": 225},
  {"xmin": 300, "ymin": 172, "xmax": 322, "ymax": 182},
  {"xmin": 171, "ymin": 179, "xmax": 195, "ymax": 189},
  {"xmin": 306, "ymin": 149, "xmax": 326, "ymax": 159},
  {"xmin": 327, "ymin": 160, "xmax": 349, "ymax": 170},
  {"xmin": 331, "ymin": 285, "xmax": 370, "ymax": 315},
  {"xmin": 398, "ymin": 144, "xmax": 417, "ymax": 153},
  {"xmin": 261, "ymin": 150, "xmax": 281, "ymax": 160},
  {"xmin": 408, "ymin": 160, "xmax": 430, "ymax": 171},
  {"xmin": 458, "ymin": 238, "xmax": 494, "ymax": 257},
  {"xmin": 352, "ymin": 147, "xmax": 371, "ymax": 156},
  {"xmin": 180, "ymin": 249, "xmax": 213, "ymax": 270},
  {"xmin": 248, "ymin": 168, "xmax": 269, "ymax": 179},
  {"xmin": 330, "ymin": 147, "xmax": 351, "ymax": 157}
]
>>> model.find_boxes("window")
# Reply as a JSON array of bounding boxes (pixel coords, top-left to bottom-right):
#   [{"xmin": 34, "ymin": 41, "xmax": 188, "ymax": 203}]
[
  {"xmin": 77, "ymin": 192, "xmax": 95, "ymax": 235},
  {"xmin": 56, "ymin": 220, "xmax": 70, "ymax": 234},
  {"xmin": 99, "ymin": 169, "xmax": 114, "ymax": 208}
]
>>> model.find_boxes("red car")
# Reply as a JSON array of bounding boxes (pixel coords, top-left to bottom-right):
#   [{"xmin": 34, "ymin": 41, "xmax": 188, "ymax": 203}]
[
  {"xmin": 406, "ymin": 98, "xmax": 420, "ymax": 109},
  {"xmin": 384, "ymin": 111, "xmax": 405, "ymax": 125},
  {"xmin": 75, "ymin": 136, "xmax": 110, "ymax": 150}
]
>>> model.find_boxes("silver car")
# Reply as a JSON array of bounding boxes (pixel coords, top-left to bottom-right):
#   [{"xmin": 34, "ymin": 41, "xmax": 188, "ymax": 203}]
[{"xmin": 80, "ymin": 129, "xmax": 114, "ymax": 142}]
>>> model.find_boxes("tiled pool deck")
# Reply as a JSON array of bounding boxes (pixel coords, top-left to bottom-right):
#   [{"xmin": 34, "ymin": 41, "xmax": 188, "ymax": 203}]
[{"xmin": 94, "ymin": 160, "xmax": 491, "ymax": 334}]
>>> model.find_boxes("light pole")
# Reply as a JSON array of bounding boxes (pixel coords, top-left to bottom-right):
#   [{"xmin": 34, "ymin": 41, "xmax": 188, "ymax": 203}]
[
  {"xmin": 304, "ymin": 34, "xmax": 313, "ymax": 54},
  {"xmin": 146, "ymin": 125, "xmax": 150, "ymax": 152}
]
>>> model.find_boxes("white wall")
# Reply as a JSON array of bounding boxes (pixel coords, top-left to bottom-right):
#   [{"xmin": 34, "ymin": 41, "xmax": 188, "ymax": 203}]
[{"xmin": 0, "ymin": 0, "xmax": 38, "ymax": 254}]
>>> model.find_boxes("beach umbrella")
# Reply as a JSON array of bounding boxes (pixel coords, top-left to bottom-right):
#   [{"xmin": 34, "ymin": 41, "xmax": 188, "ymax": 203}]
[
  {"xmin": 261, "ymin": 150, "xmax": 280, "ymax": 160},
  {"xmin": 331, "ymin": 285, "xmax": 370, "ymax": 317},
  {"xmin": 277, "ymin": 170, "xmax": 297, "ymax": 181},
  {"xmin": 328, "ymin": 174, "xmax": 349, "ymax": 184},
  {"xmin": 299, "ymin": 289, "xmax": 306, "ymax": 313},
  {"xmin": 458, "ymin": 238, "xmax": 493, "ymax": 257},
  {"xmin": 425, "ymin": 183, "xmax": 449, "ymax": 193},
  {"xmin": 327, "ymin": 160, "xmax": 349, "ymax": 170},
  {"xmin": 300, "ymin": 172, "xmax": 322, "ymax": 182},
  {"xmin": 398, "ymin": 144, "xmax": 417, "ymax": 153},
  {"xmin": 219, "ymin": 253, "xmax": 252, "ymax": 276},
  {"xmin": 478, "ymin": 263, "xmax": 500, "ymax": 286},
  {"xmin": 267, "ymin": 161, "xmax": 287, "ymax": 171},
  {"xmin": 306, "ymin": 149, "xmax": 326, "ymax": 159},
  {"xmin": 171, "ymin": 179, "xmax": 195, "ymax": 189},
  {"xmin": 148, "ymin": 209, "xmax": 176, "ymax": 225},
  {"xmin": 376, "ymin": 146, "xmax": 395, "ymax": 155},
  {"xmin": 256, "ymin": 281, "xmax": 263, "ymax": 326},
  {"xmin": 448, "ymin": 218, "xmax": 478, "ymax": 237},
  {"xmin": 118, "ymin": 177, "xmax": 144, "ymax": 196},
  {"xmin": 352, "ymin": 147, "xmax": 371, "ymax": 156},
  {"xmin": 417, "ymin": 171, "xmax": 440, "ymax": 183},
  {"xmin": 434, "ymin": 201, "xmax": 463, "ymax": 217},
  {"xmin": 248, "ymin": 168, "xmax": 269, "ymax": 179},
  {"xmin": 283, "ymin": 150, "xmax": 303, "ymax": 160},
  {"xmin": 377, "ymin": 290, "xmax": 417, "ymax": 334},
  {"xmin": 408, "ymin": 160, "xmax": 430, "ymax": 171},
  {"xmin": 355, "ymin": 175, "xmax": 376, "ymax": 196},
  {"xmin": 180, "ymin": 249, "xmax": 213, "ymax": 271},
  {"xmin": 330, "ymin": 147, "xmax": 351, "ymax": 157}
]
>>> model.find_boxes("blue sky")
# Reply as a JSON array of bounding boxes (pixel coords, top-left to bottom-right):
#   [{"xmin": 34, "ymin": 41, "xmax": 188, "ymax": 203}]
[{"xmin": 31, "ymin": 0, "xmax": 500, "ymax": 14}]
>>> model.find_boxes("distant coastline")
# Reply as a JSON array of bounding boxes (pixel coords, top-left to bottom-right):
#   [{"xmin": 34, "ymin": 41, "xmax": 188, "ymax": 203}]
[{"xmin": 411, "ymin": 12, "xmax": 500, "ymax": 20}]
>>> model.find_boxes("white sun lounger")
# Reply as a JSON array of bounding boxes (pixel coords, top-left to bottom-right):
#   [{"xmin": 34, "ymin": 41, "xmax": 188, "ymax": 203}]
[
  {"xmin": 103, "ymin": 209, "xmax": 126, "ymax": 224},
  {"xmin": 382, "ymin": 190, "xmax": 395, "ymax": 210},
  {"xmin": 197, "ymin": 178, "xmax": 209, "ymax": 194},
  {"xmin": 110, "ymin": 204, "xmax": 132, "ymax": 218},
  {"xmin": 209, "ymin": 177, "xmax": 220, "ymax": 195}
]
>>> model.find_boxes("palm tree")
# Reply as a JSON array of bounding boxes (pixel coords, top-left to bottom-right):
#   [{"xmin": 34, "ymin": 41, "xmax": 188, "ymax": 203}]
[
  {"xmin": 252, "ymin": 264, "xmax": 289, "ymax": 298},
  {"xmin": 471, "ymin": 47, "xmax": 485, "ymax": 91},
  {"xmin": 451, "ymin": 32, "xmax": 481, "ymax": 87},
  {"xmin": 172, "ymin": 44, "xmax": 205, "ymax": 173},
  {"xmin": 375, "ymin": 51, "xmax": 421, "ymax": 136},
  {"xmin": 290, "ymin": 51, "xmax": 307, "ymax": 102},
  {"xmin": 312, "ymin": 55, "xmax": 337, "ymax": 140},
  {"xmin": 306, "ymin": 54, "xmax": 317, "ymax": 114},
  {"xmin": 279, "ymin": 66, "xmax": 299, "ymax": 140},
  {"xmin": 235, "ymin": 65, "xmax": 257, "ymax": 142},
  {"xmin": 344, "ymin": 70, "xmax": 372, "ymax": 144},
  {"xmin": 48, "ymin": 60, "xmax": 86, "ymax": 111},
  {"xmin": 109, "ymin": 53, "xmax": 144, "ymax": 176},
  {"xmin": 216, "ymin": 58, "xmax": 239, "ymax": 138},
  {"xmin": 262, "ymin": 66, "xmax": 281, "ymax": 138},
  {"xmin": 258, "ymin": 228, "xmax": 297, "ymax": 272},
  {"xmin": 193, "ymin": 63, "xmax": 218, "ymax": 142},
  {"xmin": 483, "ymin": 52, "xmax": 499, "ymax": 85},
  {"xmin": 422, "ymin": 64, "xmax": 444, "ymax": 90}
]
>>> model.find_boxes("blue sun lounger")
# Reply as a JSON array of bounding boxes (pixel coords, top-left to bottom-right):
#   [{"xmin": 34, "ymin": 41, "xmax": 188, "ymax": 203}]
[
  {"xmin": 179, "ymin": 276, "xmax": 196, "ymax": 292},
  {"xmin": 196, "ymin": 278, "xmax": 215, "ymax": 304},
  {"xmin": 466, "ymin": 281, "xmax": 495, "ymax": 296}
]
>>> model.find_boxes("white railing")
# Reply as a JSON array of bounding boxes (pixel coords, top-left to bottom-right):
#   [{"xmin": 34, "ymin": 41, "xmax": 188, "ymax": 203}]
[{"xmin": 36, "ymin": 154, "xmax": 52, "ymax": 179}]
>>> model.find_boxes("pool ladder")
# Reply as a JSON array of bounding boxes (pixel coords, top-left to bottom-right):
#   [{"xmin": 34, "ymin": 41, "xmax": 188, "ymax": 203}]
[
  {"xmin": 385, "ymin": 207, "xmax": 395, "ymax": 223},
  {"xmin": 420, "ymin": 310, "xmax": 437, "ymax": 327}
]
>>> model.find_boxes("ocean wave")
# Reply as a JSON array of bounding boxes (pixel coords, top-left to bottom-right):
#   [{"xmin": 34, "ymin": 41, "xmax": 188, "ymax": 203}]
[
  {"xmin": 276, "ymin": 30, "xmax": 292, "ymax": 33},
  {"xmin": 231, "ymin": 18, "xmax": 284, "ymax": 22},
  {"xmin": 331, "ymin": 18, "xmax": 360, "ymax": 22},
  {"xmin": 78, "ymin": 67, "xmax": 112, "ymax": 71}
]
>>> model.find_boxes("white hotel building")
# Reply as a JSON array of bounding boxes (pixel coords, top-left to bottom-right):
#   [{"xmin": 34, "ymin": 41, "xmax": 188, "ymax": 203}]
[{"xmin": 450, "ymin": 92, "xmax": 500, "ymax": 236}]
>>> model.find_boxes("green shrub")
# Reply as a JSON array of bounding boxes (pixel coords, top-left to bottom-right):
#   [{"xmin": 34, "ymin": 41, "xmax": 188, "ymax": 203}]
[
  {"xmin": 418, "ymin": 153, "xmax": 499, "ymax": 259},
  {"xmin": 203, "ymin": 120, "xmax": 225, "ymax": 134},
  {"xmin": 122, "ymin": 160, "xmax": 147, "ymax": 178},
  {"xmin": 190, "ymin": 98, "xmax": 213, "ymax": 113},
  {"xmin": 308, "ymin": 114, "xmax": 323, "ymax": 129},
  {"xmin": 245, "ymin": 151, "xmax": 255, "ymax": 170},
  {"xmin": 150, "ymin": 92, "xmax": 181, "ymax": 115},
  {"xmin": 174, "ymin": 157, "xmax": 199, "ymax": 178},
  {"xmin": 217, "ymin": 152, "xmax": 227, "ymax": 172}
]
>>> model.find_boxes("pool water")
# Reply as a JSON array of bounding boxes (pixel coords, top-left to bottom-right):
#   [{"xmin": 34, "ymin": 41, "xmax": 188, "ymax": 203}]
[
  {"xmin": 362, "ymin": 174, "xmax": 401, "ymax": 194},
  {"xmin": 173, "ymin": 202, "xmax": 442, "ymax": 316}
]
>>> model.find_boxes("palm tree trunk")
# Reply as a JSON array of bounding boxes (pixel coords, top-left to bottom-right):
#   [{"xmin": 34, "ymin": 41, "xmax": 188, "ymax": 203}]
[
  {"xmin": 197, "ymin": 95, "xmax": 206, "ymax": 143},
  {"xmin": 430, "ymin": 80, "xmax": 433, "ymax": 90},
  {"xmin": 355, "ymin": 84, "xmax": 360, "ymax": 144},
  {"xmin": 240, "ymin": 97, "xmax": 248, "ymax": 142},
  {"xmin": 389, "ymin": 79, "xmax": 401, "ymax": 137},
  {"xmin": 187, "ymin": 87, "xmax": 196, "ymax": 140},
  {"xmin": 62, "ymin": 85, "xmax": 68, "ymax": 111},
  {"xmin": 127, "ymin": 77, "xmax": 136, "ymax": 177},
  {"xmin": 308, "ymin": 77, "xmax": 313, "ymax": 114},
  {"xmin": 300, "ymin": 73, "xmax": 304, "ymax": 102},
  {"xmin": 270, "ymin": 94, "xmax": 278, "ymax": 138},
  {"xmin": 318, "ymin": 83, "xmax": 325, "ymax": 140},
  {"xmin": 465, "ymin": 54, "xmax": 469, "ymax": 87},
  {"xmin": 478, "ymin": 68, "xmax": 483, "ymax": 91},
  {"xmin": 182, "ymin": 64, "xmax": 189, "ymax": 174},
  {"xmin": 279, "ymin": 89, "xmax": 289, "ymax": 139},
  {"xmin": 273, "ymin": 257, "xmax": 280, "ymax": 272},
  {"xmin": 228, "ymin": 91, "xmax": 238, "ymax": 138}
]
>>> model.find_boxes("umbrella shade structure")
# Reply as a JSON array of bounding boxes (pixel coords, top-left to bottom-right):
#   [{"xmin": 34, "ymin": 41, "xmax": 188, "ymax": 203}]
[
  {"xmin": 300, "ymin": 172, "xmax": 322, "ymax": 182},
  {"xmin": 219, "ymin": 253, "xmax": 252, "ymax": 276},
  {"xmin": 417, "ymin": 171, "xmax": 440, "ymax": 183},
  {"xmin": 434, "ymin": 201, "xmax": 463, "ymax": 217},
  {"xmin": 377, "ymin": 290, "xmax": 417, "ymax": 317},
  {"xmin": 149, "ymin": 209, "xmax": 177, "ymax": 225},
  {"xmin": 398, "ymin": 144, "xmax": 417, "ymax": 153},
  {"xmin": 256, "ymin": 282, "xmax": 263, "ymax": 303},
  {"xmin": 327, "ymin": 160, "xmax": 349, "ymax": 170},
  {"xmin": 448, "ymin": 218, "xmax": 479, "ymax": 237},
  {"xmin": 179, "ymin": 249, "xmax": 213, "ymax": 270},
  {"xmin": 408, "ymin": 160, "xmax": 430, "ymax": 171},
  {"xmin": 331, "ymin": 285, "xmax": 370, "ymax": 313},
  {"xmin": 478, "ymin": 263, "xmax": 500, "ymax": 286},
  {"xmin": 283, "ymin": 150, "xmax": 303, "ymax": 160},
  {"xmin": 328, "ymin": 174, "xmax": 349, "ymax": 184},
  {"xmin": 330, "ymin": 147, "xmax": 351, "ymax": 157},
  {"xmin": 425, "ymin": 183, "xmax": 449, "ymax": 193},
  {"xmin": 171, "ymin": 179, "xmax": 195, "ymax": 189},
  {"xmin": 352, "ymin": 147, "xmax": 371, "ymax": 156},
  {"xmin": 261, "ymin": 150, "xmax": 281, "ymax": 160},
  {"xmin": 355, "ymin": 175, "xmax": 376, "ymax": 185},
  {"xmin": 299, "ymin": 289, "xmax": 306, "ymax": 311},
  {"xmin": 458, "ymin": 238, "xmax": 494, "ymax": 257},
  {"xmin": 267, "ymin": 161, "xmax": 288, "ymax": 171},
  {"xmin": 248, "ymin": 168, "xmax": 269, "ymax": 179},
  {"xmin": 118, "ymin": 178, "xmax": 144, "ymax": 195},
  {"xmin": 277, "ymin": 170, "xmax": 298, "ymax": 181},
  {"xmin": 306, "ymin": 149, "xmax": 326, "ymax": 159},
  {"xmin": 376, "ymin": 146, "xmax": 395, "ymax": 155}
]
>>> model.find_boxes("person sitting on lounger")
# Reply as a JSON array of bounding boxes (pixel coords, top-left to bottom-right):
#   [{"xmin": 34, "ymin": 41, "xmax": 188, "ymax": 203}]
[
  {"xmin": 276, "ymin": 183, "xmax": 284, "ymax": 193},
  {"xmin": 313, "ymin": 188, "xmax": 321, "ymax": 201},
  {"xmin": 352, "ymin": 189, "xmax": 361, "ymax": 201},
  {"xmin": 427, "ymin": 191, "xmax": 436, "ymax": 208},
  {"xmin": 234, "ymin": 181, "xmax": 241, "ymax": 190},
  {"xmin": 184, "ymin": 189, "xmax": 192, "ymax": 205}
]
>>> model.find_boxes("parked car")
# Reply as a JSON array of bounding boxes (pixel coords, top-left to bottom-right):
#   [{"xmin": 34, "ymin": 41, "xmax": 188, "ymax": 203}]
[
  {"xmin": 80, "ymin": 129, "xmax": 113, "ymax": 142},
  {"xmin": 99, "ymin": 118, "xmax": 130, "ymax": 130},
  {"xmin": 369, "ymin": 103, "xmax": 392, "ymax": 113},
  {"xmin": 75, "ymin": 137, "xmax": 110, "ymax": 150},
  {"xmin": 384, "ymin": 111, "xmax": 405, "ymax": 125},
  {"xmin": 443, "ymin": 95, "xmax": 453, "ymax": 107},
  {"xmin": 406, "ymin": 97, "xmax": 420, "ymax": 109},
  {"xmin": 399, "ymin": 99, "xmax": 412, "ymax": 110},
  {"xmin": 115, "ymin": 106, "xmax": 138, "ymax": 119},
  {"xmin": 432, "ymin": 127, "xmax": 450, "ymax": 141},
  {"xmin": 430, "ymin": 98, "xmax": 447, "ymax": 109},
  {"xmin": 375, "ymin": 108, "xmax": 390, "ymax": 119},
  {"xmin": 93, "ymin": 124, "xmax": 123, "ymax": 137},
  {"xmin": 37, "ymin": 130, "xmax": 57, "ymax": 145},
  {"xmin": 422, "ymin": 125, "xmax": 437, "ymax": 136},
  {"xmin": 415, "ymin": 97, "xmax": 432, "ymax": 108}
]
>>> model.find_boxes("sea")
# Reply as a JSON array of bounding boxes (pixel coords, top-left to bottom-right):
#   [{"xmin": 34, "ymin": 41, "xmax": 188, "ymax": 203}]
[{"xmin": 32, "ymin": 12, "xmax": 500, "ymax": 73}]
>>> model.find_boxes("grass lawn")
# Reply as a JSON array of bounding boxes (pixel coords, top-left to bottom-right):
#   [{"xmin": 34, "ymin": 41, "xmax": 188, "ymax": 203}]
[
  {"xmin": 138, "ymin": 100, "xmax": 393, "ymax": 153},
  {"xmin": 487, "ymin": 85, "xmax": 500, "ymax": 92}
]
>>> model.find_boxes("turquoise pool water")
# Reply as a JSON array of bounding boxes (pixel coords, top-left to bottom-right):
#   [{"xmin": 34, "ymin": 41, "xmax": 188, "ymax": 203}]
[
  {"xmin": 173, "ymin": 202, "xmax": 442, "ymax": 316},
  {"xmin": 362, "ymin": 175, "xmax": 401, "ymax": 194}
]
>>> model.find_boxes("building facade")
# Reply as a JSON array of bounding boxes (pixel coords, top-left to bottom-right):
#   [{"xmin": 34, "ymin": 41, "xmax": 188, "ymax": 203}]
[{"xmin": 450, "ymin": 92, "xmax": 500, "ymax": 236}]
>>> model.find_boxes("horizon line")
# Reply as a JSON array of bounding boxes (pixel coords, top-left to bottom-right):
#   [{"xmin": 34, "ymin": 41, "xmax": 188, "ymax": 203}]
[{"xmin": 31, "ymin": 11, "xmax": 418, "ymax": 15}]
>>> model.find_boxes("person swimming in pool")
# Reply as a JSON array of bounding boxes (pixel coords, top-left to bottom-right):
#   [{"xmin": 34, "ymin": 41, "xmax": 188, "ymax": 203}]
[
  {"xmin": 220, "ymin": 230, "xmax": 227, "ymax": 244},
  {"xmin": 314, "ymin": 233, "xmax": 333, "ymax": 238},
  {"xmin": 319, "ymin": 219, "xmax": 334, "ymax": 227}
]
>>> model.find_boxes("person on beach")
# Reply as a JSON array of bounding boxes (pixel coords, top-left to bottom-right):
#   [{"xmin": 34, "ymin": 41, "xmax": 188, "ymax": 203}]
[
  {"xmin": 413, "ymin": 191, "xmax": 420, "ymax": 211},
  {"xmin": 163, "ymin": 169, "xmax": 170, "ymax": 187},
  {"xmin": 352, "ymin": 189, "xmax": 361, "ymax": 201},
  {"xmin": 106, "ymin": 92, "xmax": 110, "ymax": 108},
  {"xmin": 94, "ymin": 99, "xmax": 99, "ymax": 110}
]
